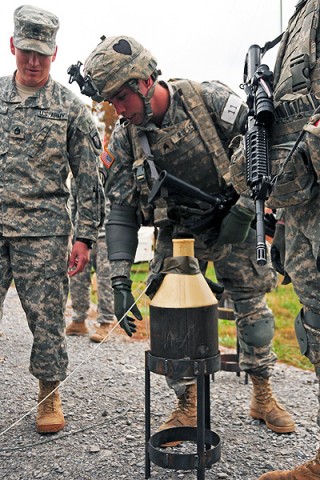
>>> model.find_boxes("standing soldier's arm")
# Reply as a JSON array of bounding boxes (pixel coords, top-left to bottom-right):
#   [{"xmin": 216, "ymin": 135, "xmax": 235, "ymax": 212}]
[
  {"xmin": 101, "ymin": 124, "xmax": 143, "ymax": 336},
  {"xmin": 67, "ymin": 103, "xmax": 102, "ymax": 275}
]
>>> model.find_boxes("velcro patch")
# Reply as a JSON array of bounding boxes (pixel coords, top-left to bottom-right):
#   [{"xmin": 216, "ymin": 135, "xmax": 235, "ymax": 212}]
[
  {"xmin": 100, "ymin": 147, "xmax": 115, "ymax": 169},
  {"xmin": 221, "ymin": 94, "xmax": 242, "ymax": 125}
]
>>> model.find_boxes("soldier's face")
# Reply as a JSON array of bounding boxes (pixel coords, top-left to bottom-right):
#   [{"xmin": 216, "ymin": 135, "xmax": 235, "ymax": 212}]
[
  {"xmin": 10, "ymin": 38, "xmax": 57, "ymax": 88},
  {"xmin": 109, "ymin": 84, "xmax": 145, "ymax": 125}
]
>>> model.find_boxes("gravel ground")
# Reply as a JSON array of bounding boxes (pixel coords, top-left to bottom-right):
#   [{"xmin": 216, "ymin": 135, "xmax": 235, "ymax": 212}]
[{"xmin": 0, "ymin": 285, "xmax": 319, "ymax": 480}]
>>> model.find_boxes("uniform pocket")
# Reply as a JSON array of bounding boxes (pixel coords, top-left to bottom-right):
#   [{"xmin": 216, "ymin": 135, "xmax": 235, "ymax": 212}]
[{"xmin": 266, "ymin": 141, "xmax": 316, "ymax": 209}]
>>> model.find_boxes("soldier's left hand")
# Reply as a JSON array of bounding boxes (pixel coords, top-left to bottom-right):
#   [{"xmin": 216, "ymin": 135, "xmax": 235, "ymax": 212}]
[
  {"xmin": 216, "ymin": 205, "xmax": 255, "ymax": 245},
  {"xmin": 68, "ymin": 241, "xmax": 90, "ymax": 277}
]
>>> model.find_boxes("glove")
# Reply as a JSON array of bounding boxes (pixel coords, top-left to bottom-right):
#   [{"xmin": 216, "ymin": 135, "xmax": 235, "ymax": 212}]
[
  {"xmin": 250, "ymin": 211, "xmax": 277, "ymax": 238},
  {"xmin": 264, "ymin": 212, "xmax": 277, "ymax": 238},
  {"xmin": 270, "ymin": 222, "xmax": 291, "ymax": 285},
  {"xmin": 216, "ymin": 205, "xmax": 255, "ymax": 246},
  {"xmin": 205, "ymin": 277, "xmax": 224, "ymax": 301},
  {"xmin": 112, "ymin": 277, "xmax": 143, "ymax": 337},
  {"xmin": 145, "ymin": 272, "xmax": 165, "ymax": 299}
]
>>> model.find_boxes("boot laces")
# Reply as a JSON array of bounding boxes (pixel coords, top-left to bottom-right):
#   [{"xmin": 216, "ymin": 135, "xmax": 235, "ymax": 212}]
[
  {"xmin": 39, "ymin": 394, "xmax": 55, "ymax": 414},
  {"xmin": 254, "ymin": 380, "xmax": 273, "ymax": 404}
]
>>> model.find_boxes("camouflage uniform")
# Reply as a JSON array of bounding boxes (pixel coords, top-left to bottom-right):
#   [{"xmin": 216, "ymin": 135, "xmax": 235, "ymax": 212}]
[
  {"xmin": 106, "ymin": 79, "xmax": 278, "ymax": 378},
  {"xmin": 253, "ymin": 1, "xmax": 320, "ymax": 478},
  {"xmin": 0, "ymin": 75, "xmax": 101, "ymax": 381},
  {"xmin": 68, "ymin": 177, "xmax": 114, "ymax": 325},
  {"xmin": 269, "ymin": 0, "xmax": 320, "ymax": 374}
]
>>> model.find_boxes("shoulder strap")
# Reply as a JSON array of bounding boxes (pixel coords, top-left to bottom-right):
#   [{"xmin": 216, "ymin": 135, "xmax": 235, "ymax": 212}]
[{"xmin": 171, "ymin": 79, "xmax": 231, "ymax": 186}]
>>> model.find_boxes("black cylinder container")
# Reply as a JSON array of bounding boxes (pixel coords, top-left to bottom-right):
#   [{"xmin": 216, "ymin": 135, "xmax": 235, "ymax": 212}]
[{"xmin": 149, "ymin": 239, "xmax": 218, "ymax": 359}]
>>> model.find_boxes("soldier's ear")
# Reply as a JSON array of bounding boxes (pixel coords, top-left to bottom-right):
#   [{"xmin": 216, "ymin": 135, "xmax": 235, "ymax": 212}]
[
  {"xmin": 52, "ymin": 46, "xmax": 58, "ymax": 63},
  {"xmin": 10, "ymin": 37, "xmax": 15, "ymax": 56}
]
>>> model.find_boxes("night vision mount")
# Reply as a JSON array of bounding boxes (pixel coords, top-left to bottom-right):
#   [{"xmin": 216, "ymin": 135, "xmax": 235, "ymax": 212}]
[{"xmin": 67, "ymin": 61, "xmax": 105, "ymax": 103}]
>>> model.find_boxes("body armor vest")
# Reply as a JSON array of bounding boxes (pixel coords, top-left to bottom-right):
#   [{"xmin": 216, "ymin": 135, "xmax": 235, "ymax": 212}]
[
  {"xmin": 129, "ymin": 79, "xmax": 235, "ymax": 226},
  {"xmin": 272, "ymin": 0, "xmax": 320, "ymax": 144}
]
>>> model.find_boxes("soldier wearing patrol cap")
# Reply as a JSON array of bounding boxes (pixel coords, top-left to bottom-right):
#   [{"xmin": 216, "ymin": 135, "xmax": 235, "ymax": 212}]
[
  {"xmin": 0, "ymin": 5, "xmax": 103, "ymax": 434},
  {"xmin": 72, "ymin": 35, "xmax": 295, "ymax": 445}
]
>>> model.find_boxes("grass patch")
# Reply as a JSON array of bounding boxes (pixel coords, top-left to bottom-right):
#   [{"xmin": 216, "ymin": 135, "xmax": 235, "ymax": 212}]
[{"xmin": 91, "ymin": 261, "xmax": 313, "ymax": 370}]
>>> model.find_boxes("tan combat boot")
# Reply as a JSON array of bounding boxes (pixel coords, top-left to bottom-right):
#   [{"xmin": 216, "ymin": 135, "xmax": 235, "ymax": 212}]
[
  {"xmin": 257, "ymin": 449, "xmax": 320, "ymax": 479},
  {"xmin": 36, "ymin": 380, "xmax": 65, "ymax": 433},
  {"xmin": 250, "ymin": 375, "xmax": 295, "ymax": 433},
  {"xmin": 65, "ymin": 320, "xmax": 89, "ymax": 336},
  {"xmin": 90, "ymin": 323, "xmax": 113, "ymax": 343},
  {"xmin": 158, "ymin": 383, "xmax": 197, "ymax": 446}
]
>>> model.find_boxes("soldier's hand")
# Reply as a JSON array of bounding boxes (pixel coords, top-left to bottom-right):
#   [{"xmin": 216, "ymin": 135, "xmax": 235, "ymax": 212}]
[
  {"xmin": 204, "ymin": 277, "xmax": 224, "ymax": 301},
  {"xmin": 112, "ymin": 277, "xmax": 143, "ymax": 337},
  {"xmin": 145, "ymin": 272, "xmax": 165, "ymax": 299},
  {"xmin": 68, "ymin": 241, "xmax": 90, "ymax": 277},
  {"xmin": 216, "ymin": 205, "xmax": 255, "ymax": 245}
]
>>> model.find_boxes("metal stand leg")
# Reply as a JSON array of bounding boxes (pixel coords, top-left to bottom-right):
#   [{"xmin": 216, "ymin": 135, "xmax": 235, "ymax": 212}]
[
  {"xmin": 145, "ymin": 352, "xmax": 221, "ymax": 479},
  {"xmin": 197, "ymin": 374, "xmax": 206, "ymax": 480},
  {"xmin": 145, "ymin": 351, "xmax": 151, "ymax": 479}
]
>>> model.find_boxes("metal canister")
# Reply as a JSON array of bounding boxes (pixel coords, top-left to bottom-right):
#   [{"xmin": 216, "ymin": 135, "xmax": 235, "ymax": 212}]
[{"xmin": 149, "ymin": 239, "xmax": 218, "ymax": 359}]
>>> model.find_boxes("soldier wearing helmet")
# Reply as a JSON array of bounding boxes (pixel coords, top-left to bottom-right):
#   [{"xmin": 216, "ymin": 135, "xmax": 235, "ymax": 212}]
[{"xmin": 74, "ymin": 35, "xmax": 295, "ymax": 443}]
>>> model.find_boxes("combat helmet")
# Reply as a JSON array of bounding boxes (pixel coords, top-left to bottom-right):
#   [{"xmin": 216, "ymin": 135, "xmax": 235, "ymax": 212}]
[
  {"xmin": 84, "ymin": 35, "xmax": 160, "ymax": 124},
  {"xmin": 84, "ymin": 36, "xmax": 159, "ymax": 99}
]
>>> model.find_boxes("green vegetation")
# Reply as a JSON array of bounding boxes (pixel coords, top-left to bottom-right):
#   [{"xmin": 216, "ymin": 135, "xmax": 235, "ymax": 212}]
[{"xmin": 128, "ymin": 261, "xmax": 313, "ymax": 371}]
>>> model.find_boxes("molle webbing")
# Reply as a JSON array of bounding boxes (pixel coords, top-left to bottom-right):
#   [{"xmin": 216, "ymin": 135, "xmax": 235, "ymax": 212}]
[{"xmin": 273, "ymin": 0, "xmax": 320, "ymax": 98}]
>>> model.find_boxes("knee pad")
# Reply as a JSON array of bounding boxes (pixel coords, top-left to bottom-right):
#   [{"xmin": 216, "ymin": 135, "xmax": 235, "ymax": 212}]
[
  {"xmin": 239, "ymin": 317, "xmax": 274, "ymax": 355},
  {"xmin": 295, "ymin": 308, "xmax": 320, "ymax": 356}
]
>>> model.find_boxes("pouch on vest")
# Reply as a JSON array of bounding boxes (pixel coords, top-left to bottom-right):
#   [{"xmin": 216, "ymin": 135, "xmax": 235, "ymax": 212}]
[{"xmin": 266, "ymin": 141, "xmax": 316, "ymax": 209}]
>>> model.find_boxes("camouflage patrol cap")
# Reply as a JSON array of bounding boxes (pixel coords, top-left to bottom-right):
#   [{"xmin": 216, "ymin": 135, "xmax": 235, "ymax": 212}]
[
  {"xmin": 84, "ymin": 36, "xmax": 158, "ymax": 100},
  {"xmin": 13, "ymin": 5, "xmax": 59, "ymax": 56}
]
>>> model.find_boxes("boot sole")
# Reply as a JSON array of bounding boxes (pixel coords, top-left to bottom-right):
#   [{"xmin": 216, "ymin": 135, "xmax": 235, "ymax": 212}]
[
  {"xmin": 36, "ymin": 421, "xmax": 65, "ymax": 434},
  {"xmin": 89, "ymin": 336, "xmax": 104, "ymax": 343},
  {"xmin": 160, "ymin": 440, "xmax": 182, "ymax": 448},
  {"xmin": 250, "ymin": 410, "xmax": 295, "ymax": 433},
  {"xmin": 66, "ymin": 332, "xmax": 89, "ymax": 336}
]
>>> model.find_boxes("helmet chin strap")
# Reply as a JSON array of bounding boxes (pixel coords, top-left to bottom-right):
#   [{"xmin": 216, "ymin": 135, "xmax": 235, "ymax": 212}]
[{"xmin": 127, "ymin": 76, "xmax": 158, "ymax": 126}]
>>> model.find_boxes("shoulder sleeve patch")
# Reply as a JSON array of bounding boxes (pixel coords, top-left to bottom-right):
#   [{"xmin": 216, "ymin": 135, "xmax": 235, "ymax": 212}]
[
  {"xmin": 221, "ymin": 94, "xmax": 242, "ymax": 125},
  {"xmin": 91, "ymin": 130, "xmax": 102, "ymax": 150},
  {"xmin": 100, "ymin": 147, "xmax": 115, "ymax": 169}
]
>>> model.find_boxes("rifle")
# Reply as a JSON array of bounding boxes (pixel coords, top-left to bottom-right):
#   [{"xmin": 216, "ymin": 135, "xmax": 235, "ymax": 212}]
[
  {"xmin": 148, "ymin": 170, "xmax": 223, "ymax": 208},
  {"xmin": 242, "ymin": 44, "xmax": 275, "ymax": 265},
  {"xmin": 148, "ymin": 170, "xmax": 237, "ymax": 236}
]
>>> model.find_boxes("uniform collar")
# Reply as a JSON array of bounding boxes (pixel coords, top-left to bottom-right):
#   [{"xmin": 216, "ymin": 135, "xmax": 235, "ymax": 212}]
[{"xmin": 0, "ymin": 72, "xmax": 54, "ymax": 109}]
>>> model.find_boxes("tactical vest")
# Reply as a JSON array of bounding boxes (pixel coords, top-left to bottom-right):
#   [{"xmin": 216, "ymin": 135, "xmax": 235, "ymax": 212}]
[
  {"xmin": 272, "ymin": 0, "xmax": 320, "ymax": 144},
  {"xmin": 129, "ymin": 79, "xmax": 234, "ymax": 226}
]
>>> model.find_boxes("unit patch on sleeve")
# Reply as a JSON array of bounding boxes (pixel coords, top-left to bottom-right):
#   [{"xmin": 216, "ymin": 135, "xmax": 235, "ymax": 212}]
[{"xmin": 100, "ymin": 147, "xmax": 115, "ymax": 169}]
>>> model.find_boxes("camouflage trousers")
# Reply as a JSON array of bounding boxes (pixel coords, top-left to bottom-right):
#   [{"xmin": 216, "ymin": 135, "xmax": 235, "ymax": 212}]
[
  {"xmin": 69, "ymin": 237, "xmax": 114, "ymax": 324},
  {"xmin": 285, "ymin": 188, "xmax": 320, "ymax": 368},
  {"xmin": 0, "ymin": 235, "xmax": 69, "ymax": 381},
  {"xmin": 152, "ymin": 226, "xmax": 278, "ymax": 387}
]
